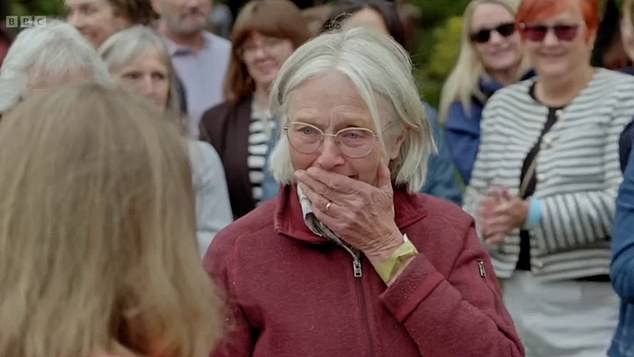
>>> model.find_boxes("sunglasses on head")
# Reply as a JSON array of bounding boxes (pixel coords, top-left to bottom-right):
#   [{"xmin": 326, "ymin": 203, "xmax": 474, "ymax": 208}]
[
  {"xmin": 520, "ymin": 24, "xmax": 579, "ymax": 42},
  {"xmin": 470, "ymin": 22, "xmax": 516, "ymax": 43}
]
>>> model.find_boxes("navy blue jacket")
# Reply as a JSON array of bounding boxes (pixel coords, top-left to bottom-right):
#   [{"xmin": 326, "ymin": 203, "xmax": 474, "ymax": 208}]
[
  {"xmin": 420, "ymin": 103, "xmax": 461, "ymax": 204},
  {"xmin": 609, "ymin": 129, "xmax": 634, "ymax": 357},
  {"xmin": 444, "ymin": 72, "xmax": 534, "ymax": 185},
  {"xmin": 444, "ymin": 77, "xmax": 505, "ymax": 185},
  {"xmin": 620, "ymin": 121, "xmax": 634, "ymax": 172}
]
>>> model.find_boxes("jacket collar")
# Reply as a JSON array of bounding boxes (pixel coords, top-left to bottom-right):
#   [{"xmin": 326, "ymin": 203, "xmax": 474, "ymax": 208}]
[
  {"xmin": 273, "ymin": 184, "xmax": 427, "ymax": 244},
  {"xmin": 477, "ymin": 69, "xmax": 536, "ymax": 102}
]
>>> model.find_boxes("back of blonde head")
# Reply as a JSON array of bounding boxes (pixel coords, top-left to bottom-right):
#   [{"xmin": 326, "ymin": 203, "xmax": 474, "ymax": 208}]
[
  {"xmin": 439, "ymin": 0, "xmax": 526, "ymax": 121},
  {"xmin": 0, "ymin": 83, "xmax": 222, "ymax": 357}
]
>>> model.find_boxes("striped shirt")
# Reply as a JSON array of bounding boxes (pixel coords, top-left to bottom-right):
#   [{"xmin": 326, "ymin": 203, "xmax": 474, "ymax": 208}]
[
  {"xmin": 463, "ymin": 69, "xmax": 634, "ymax": 281},
  {"xmin": 248, "ymin": 100, "xmax": 274, "ymax": 204}
]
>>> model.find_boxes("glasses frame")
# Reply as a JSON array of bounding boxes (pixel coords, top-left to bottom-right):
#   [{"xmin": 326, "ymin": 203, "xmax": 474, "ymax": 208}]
[
  {"xmin": 283, "ymin": 121, "xmax": 382, "ymax": 159},
  {"xmin": 470, "ymin": 22, "xmax": 517, "ymax": 44},
  {"xmin": 519, "ymin": 23, "xmax": 580, "ymax": 42}
]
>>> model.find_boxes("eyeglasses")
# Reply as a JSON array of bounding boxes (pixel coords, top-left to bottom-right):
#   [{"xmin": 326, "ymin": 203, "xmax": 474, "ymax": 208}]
[
  {"xmin": 238, "ymin": 37, "xmax": 287, "ymax": 60},
  {"xmin": 284, "ymin": 122, "xmax": 380, "ymax": 159},
  {"xmin": 470, "ymin": 22, "xmax": 516, "ymax": 43},
  {"xmin": 520, "ymin": 24, "xmax": 580, "ymax": 42}
]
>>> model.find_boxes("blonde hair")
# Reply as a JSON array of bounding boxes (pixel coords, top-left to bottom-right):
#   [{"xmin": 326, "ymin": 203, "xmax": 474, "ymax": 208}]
[
  {"xmin": 269, "ymin": 27, "xmax": 435, "ymax": 192},
  {"xmin": 0, "ymin": 83, "xmax": 222, "ymax": 357},
  {"xmin": 439, "ymin": 0, "xmax": 526, "ymax": 121}
]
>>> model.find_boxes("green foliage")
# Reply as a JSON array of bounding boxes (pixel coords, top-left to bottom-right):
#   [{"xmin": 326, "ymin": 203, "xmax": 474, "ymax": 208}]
[
  {"xmin": 410, "ymin": 0, "xmax": 469, "ymax": 27},
  {"xmin": 426, "ymin": 16, "xmax": 462, "ymax": 80},
  {"xmin": 9, "ymin": 0, "xmax": 64, "ymax": 16},
  {"xmin": 413, "ymin": 12, "xmax": 465, "ymax": 107}
]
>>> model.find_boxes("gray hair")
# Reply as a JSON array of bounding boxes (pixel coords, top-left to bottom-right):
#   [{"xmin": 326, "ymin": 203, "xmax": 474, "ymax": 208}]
[
  {"xmin": 269, "ymin": 27, "xmax": 434, "ymax": 192},
  {"xmin": 0, "ymin": 20, "xmax": 112, "ymax": 114},
  {"xmin": 98, "ymin": 25, "xmax": 186, "ymax": 133}
]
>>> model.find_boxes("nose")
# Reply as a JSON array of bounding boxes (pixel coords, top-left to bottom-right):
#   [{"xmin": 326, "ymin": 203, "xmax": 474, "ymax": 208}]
[
  {"xmin": 184, "ymin": 0, "xmax": 202, "ymax": 10},
  {"xmin": 542, "ymin": 28, "xmax": 559, "ymax": 46},
  {"xmin": 314, "ymin": 136, "xmax": 345, "ymax": 170},
  {"xmin": 67, "ymin": 12, "xmax": 85, "ymax": 29},
  {"xmin": 489, "ymin": 30, "xmax": 503, "ymax": 45},
  {"xmin": 141, "ymin": 76, "xmax": 155, "ymax": 97},
  {"xmin": 252, "ymin": 46, "xmax": 268, "ymax": 60}
]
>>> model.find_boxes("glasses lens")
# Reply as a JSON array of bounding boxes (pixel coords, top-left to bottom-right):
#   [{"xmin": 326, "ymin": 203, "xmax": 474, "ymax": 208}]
[
  {"xmin": 286, "ymin": 123, "xmax": 322, "ymax": 154},
  {"xmin": 553, "ymin": 25, "xmax": 579, "ymax": 41},
  {"xmin": 496, "ymin": 23, "xmax": 516, "ymax": 37},
  {"xmin": 471, "ymin": 29, "xmax": 491, "ymax": 43},
  {"xmin": 337, "ymin": 128, "xmax": 375, "ymax": 158},
  {"xmin": 522, "ymin": 25, "xmax": 548, "ymax": 42}
]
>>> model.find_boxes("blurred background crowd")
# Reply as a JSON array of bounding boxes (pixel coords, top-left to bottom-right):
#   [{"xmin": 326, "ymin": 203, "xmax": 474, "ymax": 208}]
[{"xmin": 2, "ymin": 0, "xmax": 634, "ymax": 356}]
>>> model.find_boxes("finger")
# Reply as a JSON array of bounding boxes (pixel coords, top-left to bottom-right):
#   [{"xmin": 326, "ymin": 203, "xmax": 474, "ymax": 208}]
[
  {"xmin": 500, "ymin": 189, "xmax": 512, "ymax": 201},
  {"xmin": 376, "ymin": 160, "xmax": 392, "ymax": 191},
  {"xmin": 487, "ymin": 186, "xmax": 501, "ymax": 200},
  {"xmin": 305, "ymin": 167, "xmax": 359, "ymax": 194},
  {"xmin": 300, "ymin": 182, "xmax": 337, "ymax": 216},
  {"xmin": 485, "ymin": 214, "xmax": 511, "ymax": 227},
  {"xmin": 492, "ymin": 202, "xmax": 511, "ymax": 215},
  {"xmin": 295, "ymin": 169, "xmax": 338, "ymax": 202}
]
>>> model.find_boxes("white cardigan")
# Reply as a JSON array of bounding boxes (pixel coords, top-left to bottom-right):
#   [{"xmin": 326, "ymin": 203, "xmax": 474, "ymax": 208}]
[{"xmin": 464, "ymin": 69, "xmax": 634, "ymax": 281}]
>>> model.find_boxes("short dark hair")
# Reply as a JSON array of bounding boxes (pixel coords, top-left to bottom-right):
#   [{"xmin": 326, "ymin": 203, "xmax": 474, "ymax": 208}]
[
  {"xmin": 108, "ymin": 0, "xmax": 157, "ymax": 26},
  {"xmin": 321, "ymin": 0, "xmax": 405, "ymax": 48}
]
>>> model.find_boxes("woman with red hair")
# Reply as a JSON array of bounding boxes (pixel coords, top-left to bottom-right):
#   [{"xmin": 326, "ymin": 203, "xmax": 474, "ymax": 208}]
[{"xmin": 464, "ymin": 0, "xmax": 634, "ymax": 355}]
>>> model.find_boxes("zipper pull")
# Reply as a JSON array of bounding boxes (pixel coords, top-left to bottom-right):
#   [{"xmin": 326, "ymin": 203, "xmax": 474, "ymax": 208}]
[
  {"xmin": 352, "ymin": 258, "xmax": 363, "ymax": 278},
  {"xmin": 477, "ymin": 259, "xmax": 486, "ymax": 278}
]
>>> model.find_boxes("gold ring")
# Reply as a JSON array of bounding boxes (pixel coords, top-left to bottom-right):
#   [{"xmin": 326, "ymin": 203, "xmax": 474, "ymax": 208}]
[{"xmin": 325, "ymin": 202, "xmax": 332, "ymax": 211}]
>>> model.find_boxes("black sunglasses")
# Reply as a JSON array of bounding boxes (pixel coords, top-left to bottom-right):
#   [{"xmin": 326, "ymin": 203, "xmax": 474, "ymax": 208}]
[
  {"xmin": 520, "ymin": 24, "xmax": 580, "ymax": 42},
  {"xmin": 470, "ymin": 22, "xmax": 517, "ymax": 43}
]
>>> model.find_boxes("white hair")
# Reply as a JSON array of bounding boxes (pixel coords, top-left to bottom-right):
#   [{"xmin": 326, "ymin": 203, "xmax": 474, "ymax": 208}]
[
  {"xmin": 0, "ymin": 20, "xmax": 112, "ymax": 114},
  {"xmin": 269, "ymin": 27, "xmax": 434, "ymax": 193},
  {"xmin": 438, "ymin": 0, "xmax": 528, "ymax": 122}
]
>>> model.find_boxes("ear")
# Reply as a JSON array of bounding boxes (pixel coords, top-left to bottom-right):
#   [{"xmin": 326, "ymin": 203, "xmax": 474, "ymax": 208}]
[{"xmin": 387, "ymin": 128, "xmax": 406, "ymax": 161}]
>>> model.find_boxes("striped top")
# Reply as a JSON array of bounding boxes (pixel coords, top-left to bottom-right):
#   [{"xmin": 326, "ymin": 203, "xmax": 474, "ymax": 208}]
[
  {"xmin": 248, "ymin": 100, "xmax": 275, "ymax": 204},
  {"xmin": 463, "ymin": 69, "xmax": 634, "ymax": 281}
]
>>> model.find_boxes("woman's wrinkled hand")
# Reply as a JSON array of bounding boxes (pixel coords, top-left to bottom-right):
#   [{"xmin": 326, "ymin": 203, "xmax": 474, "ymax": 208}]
[{"xmin": 295, "ymin": 162, "xmax": 403, "ymax": 261}]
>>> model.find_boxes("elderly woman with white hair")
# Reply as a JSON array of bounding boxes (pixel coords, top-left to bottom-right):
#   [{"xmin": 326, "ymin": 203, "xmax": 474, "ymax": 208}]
[
  {"xmin": 0, "ymin": 20, "xmax": 111, "ymax": 115},
  {"xmin": 99, "ymin": 26, "xmax": 233, "ymax": 254},
  {"xmin": 203, "ymin": 28, "xmax": 523, "ymax": 356}
]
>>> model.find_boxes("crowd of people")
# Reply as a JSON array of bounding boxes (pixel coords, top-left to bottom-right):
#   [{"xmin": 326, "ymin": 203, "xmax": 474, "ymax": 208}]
[{"xmin": 0, "ymin": 0, "xmax": 634, "ymax": 356}]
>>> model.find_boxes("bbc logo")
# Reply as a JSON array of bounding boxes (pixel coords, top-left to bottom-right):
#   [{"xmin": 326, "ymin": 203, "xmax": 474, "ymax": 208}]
[{"xmin": 6, "ymin": 16, "xmax": 47, "ymax": 28}]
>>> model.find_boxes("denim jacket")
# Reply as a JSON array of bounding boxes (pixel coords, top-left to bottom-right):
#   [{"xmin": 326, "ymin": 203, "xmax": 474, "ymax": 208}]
[{"xmin": 609, "ymin": 142, "xmax": 634, "ymax": 357}]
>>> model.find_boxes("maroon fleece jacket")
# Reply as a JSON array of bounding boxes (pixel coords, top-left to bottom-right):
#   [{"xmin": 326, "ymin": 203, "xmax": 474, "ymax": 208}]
[{"xmin": 204, "ymin": 185, "xmax": 524, "ymax": 357}]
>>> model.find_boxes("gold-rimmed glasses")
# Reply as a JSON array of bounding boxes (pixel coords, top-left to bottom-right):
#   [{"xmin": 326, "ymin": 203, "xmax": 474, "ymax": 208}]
[{"xmin": 283, "ymin": 121, "xmax": 382, "ymax": 159}]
